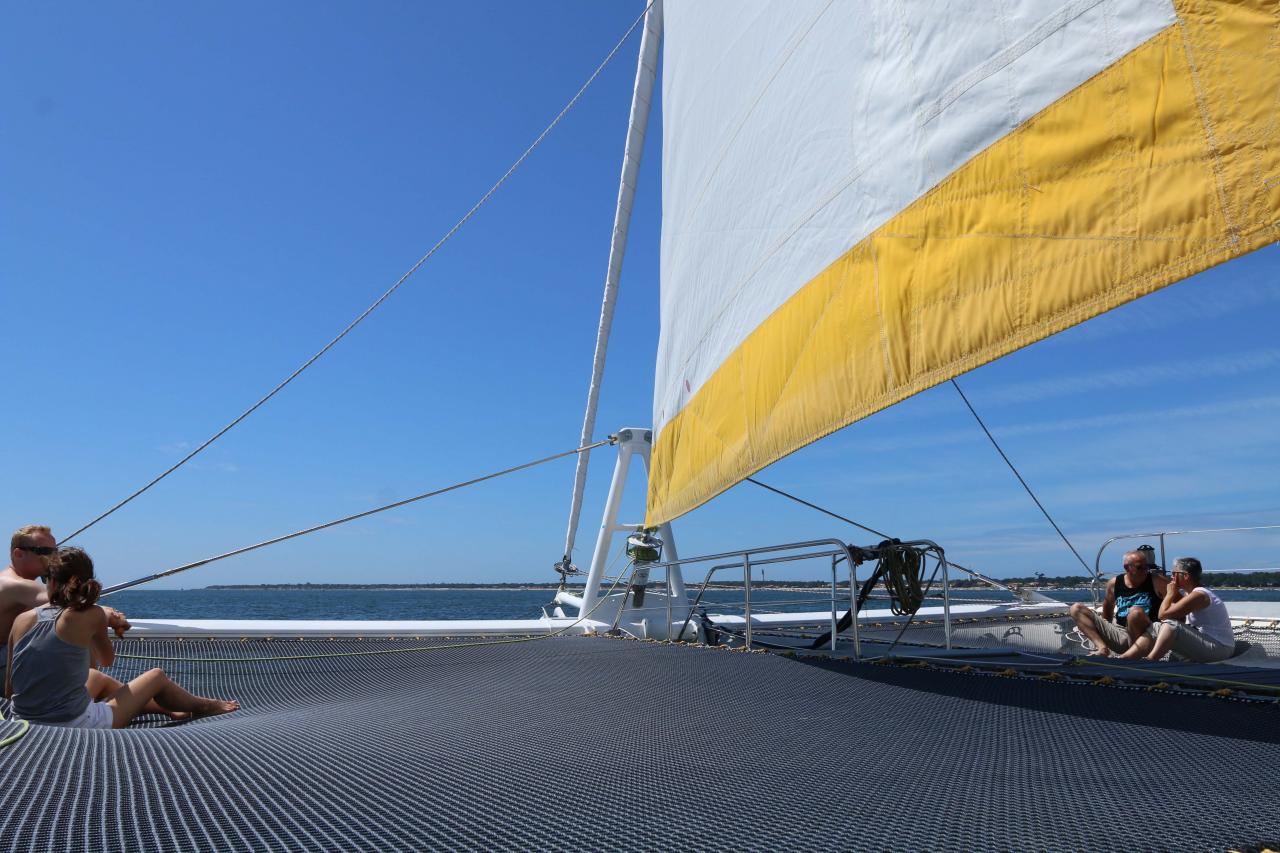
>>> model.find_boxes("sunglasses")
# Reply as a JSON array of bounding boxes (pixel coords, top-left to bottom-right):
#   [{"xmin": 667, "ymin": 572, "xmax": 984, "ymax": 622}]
[{"xmin": 16, "ymin": 545, "xmax": 56, "ymax": 557}]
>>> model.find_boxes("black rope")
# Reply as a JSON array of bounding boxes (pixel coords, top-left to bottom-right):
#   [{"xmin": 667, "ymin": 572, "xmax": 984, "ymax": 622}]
[
  {"xmin": 744, "ymin": 478, "xmax": 1019, "ymax": 594},
  {"xmin": 950, "ymin": 378, "xmax": 1092, "ymax": 574},
  {"xmin": 745, "ymin": 478, "xmax": 889, "ymax": 539}
]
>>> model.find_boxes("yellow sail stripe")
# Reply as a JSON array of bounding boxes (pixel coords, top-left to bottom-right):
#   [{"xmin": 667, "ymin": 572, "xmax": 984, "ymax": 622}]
[{"xmin": 648, "ymin": 0, "xmax": 1280, "ymax": 526}]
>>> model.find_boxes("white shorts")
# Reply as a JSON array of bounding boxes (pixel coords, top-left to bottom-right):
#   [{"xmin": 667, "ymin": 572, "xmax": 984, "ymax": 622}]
[{"xmin": 44, "ymin": 701, "xmax": 114, "ymax": 730}]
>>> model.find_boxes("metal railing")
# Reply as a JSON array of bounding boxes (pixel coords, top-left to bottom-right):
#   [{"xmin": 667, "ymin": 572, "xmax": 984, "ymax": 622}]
[
  {"xmin": 604, "ymin": 538, "xmax": 962, "ymax": 660},
  {"xmin": 1093, "ymin": 523, "xmax": 1280, "ymax": 601}
]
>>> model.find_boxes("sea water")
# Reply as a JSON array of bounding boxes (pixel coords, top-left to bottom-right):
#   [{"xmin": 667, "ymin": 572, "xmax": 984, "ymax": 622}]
[{"xmin": 104, "ymin": 587, "xmax": 1280, "ymax": 621}]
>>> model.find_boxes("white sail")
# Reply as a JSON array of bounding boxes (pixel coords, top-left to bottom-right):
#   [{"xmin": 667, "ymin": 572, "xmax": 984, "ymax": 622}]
[{"xmin": 649, "ymin": 0, "xmax": 1280, "ymax": 524}]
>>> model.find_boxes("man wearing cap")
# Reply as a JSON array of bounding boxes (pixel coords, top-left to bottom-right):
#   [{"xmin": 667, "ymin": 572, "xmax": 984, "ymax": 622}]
[{"xmin": 1069, "ymin": 549, "xmax": 1169, "ymax": 656}]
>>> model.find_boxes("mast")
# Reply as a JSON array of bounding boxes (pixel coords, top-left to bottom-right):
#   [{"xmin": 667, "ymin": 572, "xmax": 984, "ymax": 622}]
[{"xmin": 558, "ymin": 0, "xmax": 663, "ymax": 573}]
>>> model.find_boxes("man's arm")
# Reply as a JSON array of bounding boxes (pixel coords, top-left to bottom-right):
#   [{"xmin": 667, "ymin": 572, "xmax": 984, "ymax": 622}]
[
  {"xmin": 1101, "ymin": 578, "xmax": 1117, "ymax": 622},
  {"xmin": 1159, "ymin": 586, "xmax": 1207, "ymax": 621}
]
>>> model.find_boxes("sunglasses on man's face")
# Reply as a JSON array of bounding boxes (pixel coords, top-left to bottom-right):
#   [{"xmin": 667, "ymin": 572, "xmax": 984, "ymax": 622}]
[{"xmin": 16, "ymin": 545, "xmax": 56, "ymax": 557}]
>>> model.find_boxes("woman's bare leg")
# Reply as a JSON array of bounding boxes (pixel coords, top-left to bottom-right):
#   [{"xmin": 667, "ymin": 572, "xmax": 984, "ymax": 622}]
[
  {"xmin": 86, "ymin": 669, "xmax": 187, "ymax": 719},
  {"xmin": 107, "ymin": 668, "xmax": 238, "ymax": 729}
]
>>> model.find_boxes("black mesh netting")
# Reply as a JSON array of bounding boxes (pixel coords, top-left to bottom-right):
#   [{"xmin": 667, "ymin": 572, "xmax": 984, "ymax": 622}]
[{"xmin": 0, "ymin": 635, "xmax": 1277, "ymax": 852}]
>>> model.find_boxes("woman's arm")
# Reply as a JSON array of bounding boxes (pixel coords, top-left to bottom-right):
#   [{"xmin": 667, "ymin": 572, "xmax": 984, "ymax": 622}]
[
  {"xmin": 85, "ymin": 607, "xmax": 115, "ymax": 668},
  {"xmin": 1159, "ymin": 586, "xmax": 1208, "ymax": 621}
]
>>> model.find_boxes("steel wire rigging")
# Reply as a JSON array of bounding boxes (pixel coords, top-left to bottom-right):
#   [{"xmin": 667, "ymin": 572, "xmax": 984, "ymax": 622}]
[
  {"xmin": 61, "ymin": 5, "xmax": 654, "ymax": 545},
  {"xmin": 949, "ymin": 378, "xmax": 1092, "ymax": 574},
  {"xmin": 102, "ymin": 437, "xmax": 615, "ymax": 595}
]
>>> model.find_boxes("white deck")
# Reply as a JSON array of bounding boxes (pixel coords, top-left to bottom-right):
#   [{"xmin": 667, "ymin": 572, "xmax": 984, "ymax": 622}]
[
  {"xmin": 123, "ymin": 601, "xmax": 1078, "ymax": 637},
  {"xmin": 125, "ymin": 617, "xmax": 581, "ymax": 637}
]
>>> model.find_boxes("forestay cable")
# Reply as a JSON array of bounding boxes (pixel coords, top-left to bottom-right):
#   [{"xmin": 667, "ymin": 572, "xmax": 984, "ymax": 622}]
[
  {"xmin": 101, "ymin": 437, "xmax": 615, "ymax": 595},
  {"xmin": 61, "ymin": 5, "xmax": 654, "ymax": 545},
  {"xmin": 950, "ymin": 379, "xmax": 1092, "ymax": 574}
]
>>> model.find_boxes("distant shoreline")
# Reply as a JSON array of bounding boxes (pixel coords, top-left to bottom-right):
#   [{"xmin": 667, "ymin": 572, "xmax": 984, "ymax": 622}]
[
  {"xmin": 205, "ymin": 583, "xmax": 571, "ymax": 591},
  {"xmin": 200, "ymin": 582, "xmax": 1278, "ymax": 592}
]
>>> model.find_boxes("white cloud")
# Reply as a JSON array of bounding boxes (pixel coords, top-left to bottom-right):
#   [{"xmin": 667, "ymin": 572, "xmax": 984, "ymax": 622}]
[
  {"xmin": 968, "ymin": 349, "xmax": 1280, "ymax": 407},
  {"xmin": 854, "ymin": 393, "xmax": 1280, "ymax": 453}
]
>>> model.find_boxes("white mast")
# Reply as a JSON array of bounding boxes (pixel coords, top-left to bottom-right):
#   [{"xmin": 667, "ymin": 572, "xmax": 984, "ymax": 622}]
[{"xmin": 558, "ymin": 0, "xmax": 663, "ymax": 572}]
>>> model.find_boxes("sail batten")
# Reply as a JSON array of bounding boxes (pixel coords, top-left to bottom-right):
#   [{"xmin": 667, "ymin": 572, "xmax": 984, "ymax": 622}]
[{"xmin": 649, "ymin": 0, "xmax": 1280, "ymax": 525}]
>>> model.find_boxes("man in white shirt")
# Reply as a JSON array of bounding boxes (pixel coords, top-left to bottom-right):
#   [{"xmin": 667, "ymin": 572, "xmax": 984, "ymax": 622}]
[{"xmin": 1125, "ymin": 556, "xmax": 1235, "ymax": 663}]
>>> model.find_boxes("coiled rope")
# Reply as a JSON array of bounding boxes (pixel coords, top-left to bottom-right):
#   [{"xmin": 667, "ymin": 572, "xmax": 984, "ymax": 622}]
[
  {"xmin": 879, "ymin": 545, "xmax": 924, "ymax": 616},
  {"xmin": 0, "ymin": 716, "xmax": 30, "ymax": 750}
]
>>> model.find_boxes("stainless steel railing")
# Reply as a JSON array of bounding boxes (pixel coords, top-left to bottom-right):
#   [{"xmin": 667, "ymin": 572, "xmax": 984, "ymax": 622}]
[{"xmin": 604, "ymin": 537, "xmax": 959, "ymax": 659}]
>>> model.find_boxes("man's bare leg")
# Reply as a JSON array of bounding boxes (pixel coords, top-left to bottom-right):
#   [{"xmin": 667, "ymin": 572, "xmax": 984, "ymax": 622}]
[
  {"xmin": 1113, "ymin": 608, "xmax": 1154, "ymax": 658},
  {"xmin": 1118, "ymin": 635, "xmax": 1154, "ymax": 658},
  {"xmin": 1069, "ymin": 603, "xmax": 1114, "ymax": 656},
  {"xmin": 1126, "ymin": 608, "xmax": 1152, "ymax": 644}
]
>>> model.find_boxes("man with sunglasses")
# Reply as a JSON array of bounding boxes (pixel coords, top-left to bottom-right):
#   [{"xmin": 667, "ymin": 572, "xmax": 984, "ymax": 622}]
[
  {"xmin": 1131, "ymin": 557, "xmax": 1235, "ymax": 662},
  {"xmin": 2, "ymin": 525, "xmax": 130, "ymax": 683},
  {"xmin": 1068, "ymin": 548, "xmax": 1169, "ymax": 656}
]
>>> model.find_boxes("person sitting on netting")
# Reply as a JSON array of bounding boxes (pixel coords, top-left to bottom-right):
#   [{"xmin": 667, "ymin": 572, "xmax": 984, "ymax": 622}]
[
  {"xmin": 1069, "ymin": 549, "xmax": 1169, "ymax": 657},
  {"xmin": 1120, "ymin": 557, "xmax": 1235, "ymax": 663},
  {"xmin": 4, "ymin": 546, "xmax": 239, "ymax": 729}
]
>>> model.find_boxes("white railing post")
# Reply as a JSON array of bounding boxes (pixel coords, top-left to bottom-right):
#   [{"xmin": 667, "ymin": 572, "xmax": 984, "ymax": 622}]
[{"xmin": 580, "ymin": 429, "xmax": 643, "ymax": 618}]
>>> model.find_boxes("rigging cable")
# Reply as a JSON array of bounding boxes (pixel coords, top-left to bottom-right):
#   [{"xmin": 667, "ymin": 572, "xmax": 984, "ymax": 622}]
[
  {"xmin": 745, "ymin": 477, "xmax": 889, "ymax": 539},
  {"xmin": 60, "ymin": 4, "xmax": 655, "ymax": 545},
  {"xmin": 100, "ymin": 437, "xmax": 616, "ymax": 596},
  {"xmin": 744, "ymin": 477, "xmax": 1014, "ymax": 593},
  {"xmin": 949, "ymin": 379, "xmax": 1092, "ymax": 574}
]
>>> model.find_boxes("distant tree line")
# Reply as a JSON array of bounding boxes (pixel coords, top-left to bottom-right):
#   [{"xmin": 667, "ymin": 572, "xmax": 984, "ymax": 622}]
[
  {"xmin": 988, "ymin": 572, "xmax": 1280, "ymax": 588},
  {"xmin": 207, "ymin": 571, "xmax": 1280, "ymax": 591},
  {"xmin": 207, "ymin": 582, "xmax": 571, "ymax": 590}
]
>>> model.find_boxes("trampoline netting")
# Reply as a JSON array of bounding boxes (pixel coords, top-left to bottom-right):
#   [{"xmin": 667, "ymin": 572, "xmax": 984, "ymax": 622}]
[{"xmin": 0, "ymin": 635, "xmax": 1277, "ymax": 852}]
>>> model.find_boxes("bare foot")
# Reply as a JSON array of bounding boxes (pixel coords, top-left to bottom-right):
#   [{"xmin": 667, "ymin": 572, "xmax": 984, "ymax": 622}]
[
  {"xmin": 1085, "ymin": 650, "xmax": 1112, "ymax": 658},
  {"xmin": 166, "ymin": 710, "xmax": 192, "ymax": 722},
  {"xmin": 192, "ymin": 698, "xmax": 240, "ymax": 718}
]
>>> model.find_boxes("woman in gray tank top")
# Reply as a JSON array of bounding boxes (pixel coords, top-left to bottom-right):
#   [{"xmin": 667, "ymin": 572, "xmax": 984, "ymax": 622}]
[{"xmin": 4, "ymin": 548, "xmax": 239, "ymax": 728}]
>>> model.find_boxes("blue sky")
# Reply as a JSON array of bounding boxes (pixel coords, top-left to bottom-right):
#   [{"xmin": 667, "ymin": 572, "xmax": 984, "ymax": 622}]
[{"xmin": 3, "ymin": 2, "xmax": 1278, "ymax": 590}]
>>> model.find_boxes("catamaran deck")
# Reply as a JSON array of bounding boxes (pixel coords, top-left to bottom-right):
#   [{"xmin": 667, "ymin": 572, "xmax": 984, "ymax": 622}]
[{"xmin": 1, "ymin": 634, "xmax": 1276, "ymax": 852}]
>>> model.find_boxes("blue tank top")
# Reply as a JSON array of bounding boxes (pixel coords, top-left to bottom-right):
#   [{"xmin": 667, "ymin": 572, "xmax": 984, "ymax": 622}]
[
  {"xmin": 10, "ymin": 607, "xmax": 91, "ymax": 723},
  {"xmin": 1114, "ymin": 573, "xmax": 1160, "ymax": 627}
]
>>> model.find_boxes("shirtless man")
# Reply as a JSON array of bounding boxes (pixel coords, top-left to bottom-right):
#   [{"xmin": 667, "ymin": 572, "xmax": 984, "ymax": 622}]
[
  {"xmin": 1069, "ymin": 549, "xmax": 1169, "ymax": 657},
  {"xmin": 2, "ymin": 524, "xmax": 143, "ymax": 710}
]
